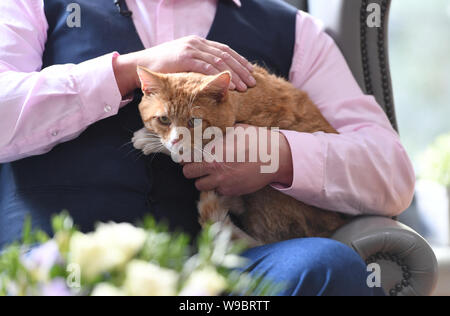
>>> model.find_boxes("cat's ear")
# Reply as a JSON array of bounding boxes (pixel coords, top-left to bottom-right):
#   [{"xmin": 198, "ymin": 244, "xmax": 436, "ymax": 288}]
[
  {"xmin": 201, "ymin": 71, "xmax": 231, "ymax": 102},
  {"xmin": 137, "ymin": 66, "xmax": 165, "ymax": 95}
]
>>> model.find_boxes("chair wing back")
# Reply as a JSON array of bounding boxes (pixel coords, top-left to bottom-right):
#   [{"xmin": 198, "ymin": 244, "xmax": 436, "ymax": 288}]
[{"xmin": 285, "ymin": 0, "xmax": 398, "ymax": 131}]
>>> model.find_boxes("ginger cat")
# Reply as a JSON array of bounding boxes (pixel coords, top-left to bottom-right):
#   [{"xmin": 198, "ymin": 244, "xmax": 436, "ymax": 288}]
[{"xmin": 133, "ymin": 65, "xmax": 351, "ymax": 246}]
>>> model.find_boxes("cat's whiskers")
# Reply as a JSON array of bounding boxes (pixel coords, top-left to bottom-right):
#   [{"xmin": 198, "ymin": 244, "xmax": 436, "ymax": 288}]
[
  {"xmin": 140, "ymin": 139, "xmax": 162, "ymax": 143},
  {"xmin": 138, "ymin": 132, "xmax": 161, "ymax": 139},
  {"xmin": 122, "ymin": 131, "xmax": 165, "ymax": 159},
  {"xmin": 148, "ymin": 144, "xmax": 167, "ymax": 164},
  {"xmin": 192, "ymin": 146, "xmax": 236, "ymax": 172},
  {"xmin": 133, "ymin": 143, "xmax": 166, "ymax": 162},
  {"xmin": 119, "ymin": 140, "xmax": 134, "ymax": 150},
  {"xmin": 143, "ymin": 142, "xmax": 166, "ymax": 152},
  {"xmin": 120, "ymin": 129, "xmax": 162, "ymax": 155},
  {"xmin": 144, "ymin": 131, "xmax": 160, "ymax": 137},
  {"xmin": 121, "ymin": 136, "xmax": 161, "ymax": 152}
]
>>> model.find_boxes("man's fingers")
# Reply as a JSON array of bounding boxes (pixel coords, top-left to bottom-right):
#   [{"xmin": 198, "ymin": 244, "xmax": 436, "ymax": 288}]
[
  {"xmin": 184, "ymin": 37, "xmax": 255, "ymax": 91},
  {"xmin": 183, "ymin": 162, "xmax": 221, "ymax": 192},
  {"xmin": 186, "ymin": 58, "xmax": 220, "ymax": 76},
  {"xmin": 211, "ymin": 56, "xmax": 248, "ymax": 92},
  {"xmin": 192, "ymin": 47, "xmax": 245, "ymax": 91},
  {"xmin": 199, "ymin": 43, "xmax": 256, "ymax": 91},
  {"xmin": 206, "ymin": 40, "xmax": 254, "ymax": 73},
  {"xmin": 194, "ymin": 175, "xmax": 219, "ymax": 192},
  {"xmin": 183, "ymin": 163, "xmax": 210, "ymax": 179},
  {"xmin": 189, "ymin": 50, "xmax": 238, "ymax": 90}
]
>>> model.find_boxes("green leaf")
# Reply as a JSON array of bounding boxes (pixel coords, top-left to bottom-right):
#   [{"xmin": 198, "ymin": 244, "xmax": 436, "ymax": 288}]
[
  {"xmin": 51, "ymin": 210, "xmax": 75, "ymax": 234},
  {"xmin": 49, "ymin": 264, "xmax": 67, "ymax": 279},
  {"xmin": 419, "ymin": 132, "xmax": 450, "ymax": 187},
  {"xmin": 22, "ymin": 215, "xmax": 33, "ymax": 245}
]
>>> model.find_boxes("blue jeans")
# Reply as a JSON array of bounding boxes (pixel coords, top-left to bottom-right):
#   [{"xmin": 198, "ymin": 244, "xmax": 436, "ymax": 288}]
[{"xmin": 242, "ymin": 238, "xmax": 385, "ymax": 296}]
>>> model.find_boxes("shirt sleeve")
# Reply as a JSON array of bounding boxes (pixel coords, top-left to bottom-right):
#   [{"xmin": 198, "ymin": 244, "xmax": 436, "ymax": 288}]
[
  {"xmin": 271, "ymin": 11, "xmax": 415, "ymax": 217},
  {"xmin": 0, "ymin": 0, "xmax": 124, "ymax": 163}
]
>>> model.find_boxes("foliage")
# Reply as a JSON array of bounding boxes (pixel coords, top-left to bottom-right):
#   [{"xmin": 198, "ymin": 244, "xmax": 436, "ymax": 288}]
[
  {"xmin": 0, "ymin": 213, "xmax": 281, "ymax": 296},
  {"xmin": 419, "ymin": 133, "xmax": 450, "ymax": 187}
]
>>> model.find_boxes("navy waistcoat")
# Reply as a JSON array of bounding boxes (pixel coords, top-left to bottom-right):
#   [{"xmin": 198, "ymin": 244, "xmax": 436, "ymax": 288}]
[{"xmin": 0, "ymin": 0, "xmax": 297, "ymax": 248}]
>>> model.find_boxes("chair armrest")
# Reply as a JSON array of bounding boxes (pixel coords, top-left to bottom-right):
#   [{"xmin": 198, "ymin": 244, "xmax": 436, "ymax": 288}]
[{"xmin": 331, "ymin": 216, "xmax": 438, "ymax": 296}]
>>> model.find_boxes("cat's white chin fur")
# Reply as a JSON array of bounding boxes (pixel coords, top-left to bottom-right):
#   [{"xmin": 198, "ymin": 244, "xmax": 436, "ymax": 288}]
[{"xmin": 132, "ymin": 128, "xmax": 171, "ymax": 156}]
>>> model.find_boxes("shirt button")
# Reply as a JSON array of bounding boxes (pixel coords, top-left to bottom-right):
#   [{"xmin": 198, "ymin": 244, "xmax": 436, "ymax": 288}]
[
  {"xmin": 51, "ymin": 130, "xmax": 59, "ymax": 137},
  {"xmin": 104, "ymin": 105, "xmax": 112, "ymax": 113}
]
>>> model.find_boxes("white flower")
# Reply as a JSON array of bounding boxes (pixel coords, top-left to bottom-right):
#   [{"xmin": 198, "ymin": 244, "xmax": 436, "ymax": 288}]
[
  {"xmin": 124, "ymin": 260, "xmax": 178, "ymax": 296},
  {"xmin": 69, "ymin": 223, "xmax": 147, "ymax": 280},
  {"xmin": 91, "ymin": 283, "xmax": 126, "ymax": 296},
  {"xmin": 21, "ymin": 241, "xmax": 62, "ymax": 282},
  {"xmin": 180, "ymin": 267, "xmax": 227, "ymax": 296}
]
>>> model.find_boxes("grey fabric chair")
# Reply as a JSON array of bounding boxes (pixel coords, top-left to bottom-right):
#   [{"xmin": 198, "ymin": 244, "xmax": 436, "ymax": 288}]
[{"xmin": 284, "ymin": 0, "xmax": 438, "ymax": 296}]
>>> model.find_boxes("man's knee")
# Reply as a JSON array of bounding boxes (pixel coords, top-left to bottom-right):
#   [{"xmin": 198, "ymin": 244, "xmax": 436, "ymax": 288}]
[
  {"xmin": 243, "ymin": 238, "xmax": 378, "ymax": 296},
  {"xmin": 288, "ymin": 238, "xmax": 372, "ymax": 296}
]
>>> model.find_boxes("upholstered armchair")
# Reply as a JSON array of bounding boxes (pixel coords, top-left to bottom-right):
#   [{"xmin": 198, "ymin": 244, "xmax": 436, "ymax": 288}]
[{"xmin": 285, "ymin": 0, "xmax": 438, "ymax": 296}]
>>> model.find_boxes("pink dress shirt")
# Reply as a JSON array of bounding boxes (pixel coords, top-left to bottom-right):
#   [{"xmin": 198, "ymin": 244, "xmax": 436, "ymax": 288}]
[{"xmin": 0, "ymin": 0, "xmax": 415, "ymax": 216}]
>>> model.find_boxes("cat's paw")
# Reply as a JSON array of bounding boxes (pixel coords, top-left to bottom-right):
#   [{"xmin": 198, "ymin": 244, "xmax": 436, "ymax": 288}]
[
  {"xmin": 197, "ymin": 191, "xmax": 260, "ymax": 247},
  {"xmin": 132, "ymin": 128, "xmax": 169, "ymax": 156},
  {"xmin": 198, "ymin": 191, "xmax": 229, "ymax": 225}
]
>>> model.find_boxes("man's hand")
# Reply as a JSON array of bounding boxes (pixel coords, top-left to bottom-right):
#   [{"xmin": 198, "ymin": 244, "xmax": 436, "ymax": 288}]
[
  {"xmin": 182, "ymin": 125, "xmax": 294, "ymax": 197},
  {"xmin": 113, "ymin": 36, "xmax": 256, "ymax": 97}
]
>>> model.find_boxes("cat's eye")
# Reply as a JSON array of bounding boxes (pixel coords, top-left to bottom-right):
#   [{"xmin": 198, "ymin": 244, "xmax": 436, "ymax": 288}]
[
  {"xmin": 158, "ymin": 116, "xmax": 171, "ymax": 126},
  {"xmin": 188, "ymin": 118, "xmax": 202, "ymax": 128}
]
